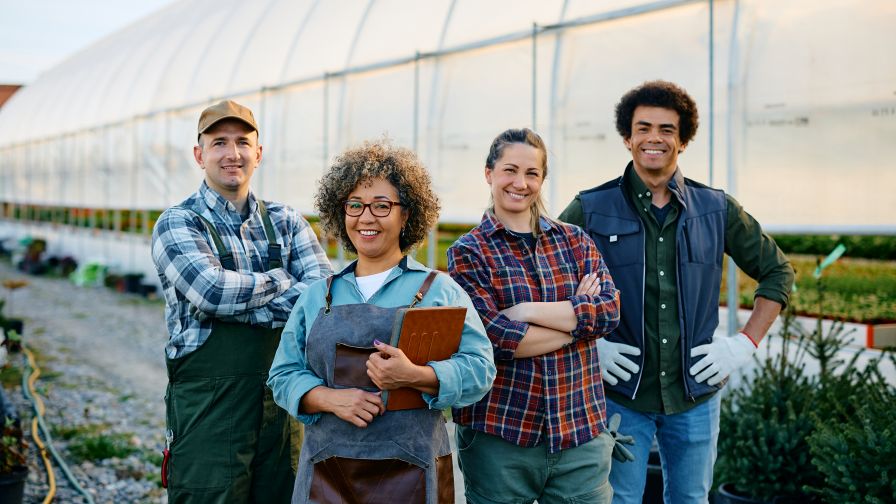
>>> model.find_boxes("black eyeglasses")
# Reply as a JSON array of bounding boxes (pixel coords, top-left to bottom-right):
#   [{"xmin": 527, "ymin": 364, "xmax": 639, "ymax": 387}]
[{"xmin": 344, "ymin": 200, "xmax": 403, "ymax": 217}]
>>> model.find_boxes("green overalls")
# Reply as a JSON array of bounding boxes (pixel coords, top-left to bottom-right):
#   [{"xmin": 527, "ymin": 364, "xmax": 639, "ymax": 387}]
[{"xmin": 164, "ymin": 202, "xmax": 295, "ymax": 503}]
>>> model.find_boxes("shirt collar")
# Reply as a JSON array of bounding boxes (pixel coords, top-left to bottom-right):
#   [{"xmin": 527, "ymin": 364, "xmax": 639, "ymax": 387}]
[
  {"xmin": 199, "ymin": 181, "xmax": 258, "ymax": 220},
  {"xmin": 479, "ymin": 209, "xmax": 559, "ymax": 238},
  {"xmin": 623, "ymin": 162, "xmax": 687, "ymax": 210},
  {"xmin": 334, "ymin": 255, "xmax": 426, "ymax": 283}
]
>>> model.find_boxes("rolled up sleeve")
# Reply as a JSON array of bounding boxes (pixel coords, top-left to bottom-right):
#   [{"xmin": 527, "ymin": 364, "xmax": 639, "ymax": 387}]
[
  {"xmin": 267, "ymin": 301, "xmax": 325, "ymax": 425},
  {"xmin": 724, "ymin": 195, "xmax": 794, "ymax": 307},
  {"xmin": 569, "ymin": 232, "xmax": 621, "ymax": 340}
]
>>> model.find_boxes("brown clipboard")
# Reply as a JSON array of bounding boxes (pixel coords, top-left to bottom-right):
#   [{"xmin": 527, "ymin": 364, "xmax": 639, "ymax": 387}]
[{"xmin": 383, "ymin": 306, "xmax": 467, "ymax": 411}]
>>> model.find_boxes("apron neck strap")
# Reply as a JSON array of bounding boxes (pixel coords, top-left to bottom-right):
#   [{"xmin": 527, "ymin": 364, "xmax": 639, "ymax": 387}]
[
  {"xmin": 325, "ymin": 276, "xmax": 335, "ymax": 313},
  {"xmin": 322, "ymin": 265, "xmax": 439, "ymax": 312},
  {"xmin": 409, "ymin": 271, "xmax": 439, "ymax": 308}
]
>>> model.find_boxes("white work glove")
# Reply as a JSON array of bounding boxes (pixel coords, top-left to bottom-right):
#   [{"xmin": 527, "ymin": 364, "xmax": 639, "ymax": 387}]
[
  {"xmin": 689, "ymin": 332, "xmax": 757, "ymax": 386},
  {"xmin": 597, "ymin": 338, "xmax": 641, "ymax": 386}
]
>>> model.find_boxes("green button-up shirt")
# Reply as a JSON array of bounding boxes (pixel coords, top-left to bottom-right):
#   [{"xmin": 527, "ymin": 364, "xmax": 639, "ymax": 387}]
[{"xmin": 559, "ymin": 167, "xmax": 793, "ymax": 414}]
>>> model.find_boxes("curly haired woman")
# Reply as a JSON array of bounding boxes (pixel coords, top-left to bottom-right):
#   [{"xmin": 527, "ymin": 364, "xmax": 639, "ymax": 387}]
[{"xmin": 268, "ymin": 139, "xmax": 496, "ymax": 503}]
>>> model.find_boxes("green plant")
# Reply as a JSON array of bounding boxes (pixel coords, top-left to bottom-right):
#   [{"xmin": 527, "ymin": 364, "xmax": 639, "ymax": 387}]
[
  {"xmin": 715, "ymin": 310, "xmax": 824, "ymax": 501},
  {"xmin": 2, "ymin": 330, "xmax": 22, "ymax": 353},
  {"xmin": 143, "ymin": 449, "xmax": 164, "ymax": 466},
  {"xmin": 772, "ymin": 234, "xmax": 896, "ymax": 261},
  {"xmin": 1, "ymin": 417, "xmax": 27, "ymax": 474},
  {"xmin": 67, "ymin": 431, "xmax": 138, "ymax": 462},
  {"xmin": 805, "ymin": 353, "xmax": 896, "ymax": 502},
  {"xmin": 51, "ymin": 422, "xmax": 107, "ymax": 441},
  {"xmin": 0, "ymin": 365, "xmax": 23, "ymax": 388},
  {"xmin": 715, "ymin": 262, "xmax": 896, "ymax": 501},
  {"xmin": 722, "ymin": 254, "xmax": 896, "ymax": 323}
]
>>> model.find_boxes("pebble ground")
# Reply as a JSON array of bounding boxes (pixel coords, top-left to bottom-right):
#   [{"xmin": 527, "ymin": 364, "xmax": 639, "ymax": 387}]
[{"xmin": 1, "ymin": 261, "xmax": 168, "ymax": 503}]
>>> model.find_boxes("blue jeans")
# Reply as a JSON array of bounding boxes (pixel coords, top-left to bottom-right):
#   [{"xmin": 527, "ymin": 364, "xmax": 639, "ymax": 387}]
[{"xmin": 605, "ymin": 394, "xmax": 721, "ymax": 504}]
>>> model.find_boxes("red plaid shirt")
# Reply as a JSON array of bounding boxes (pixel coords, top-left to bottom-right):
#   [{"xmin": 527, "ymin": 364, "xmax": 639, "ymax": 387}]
[{"xmin": 448, "ymin": 212, "xmax": 620, "ymax": 453}]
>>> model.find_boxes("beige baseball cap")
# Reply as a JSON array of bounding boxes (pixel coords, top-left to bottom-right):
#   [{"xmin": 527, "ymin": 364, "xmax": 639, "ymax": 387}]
[{"xmin": 197, "ymin": 99, "xmax": 258, "ymax": 141}]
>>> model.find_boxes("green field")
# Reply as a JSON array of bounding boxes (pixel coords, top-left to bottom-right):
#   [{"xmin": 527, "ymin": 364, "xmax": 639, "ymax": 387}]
[{"xmin": 723, "ymin": 254, "xmax": 896, "ymax": 324}]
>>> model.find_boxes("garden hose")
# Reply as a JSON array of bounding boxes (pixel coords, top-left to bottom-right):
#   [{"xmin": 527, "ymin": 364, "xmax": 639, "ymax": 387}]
[
  {"xmin": 24, "ymin": 347, "xmax": 56, "ymax": 504},
  {"xmin": 22, "ymin": 346, "xmax": 96, "ymax": 504}
]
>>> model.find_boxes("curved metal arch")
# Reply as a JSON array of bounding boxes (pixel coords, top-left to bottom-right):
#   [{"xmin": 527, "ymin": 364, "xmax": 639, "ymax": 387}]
[
  {"xmin": 546, "ymin": 0, "xmax": 570, "ymax": 214},
  {"xmin": 423, "ymin": 0, "xmax": 457, "ymax": 169},
  {"xmin": 332, "ymin": 0, "xmax": 378, "ymax": 151},
  {"xmin": 182, "ymin": 0, "xmax": 265, "ymax": 102},
  {"xmin": 146, "ymin": 0, "xmax": 224, "ymax": 109},
  {"xmin": 78, "ymin": 47, "xmax": 137, "ymax": 128},
  {"xmin": 226, "ymin": 0, "xmax": 282, "ymax": 89},
  {"xmin": 278, "ymin": 0, "xmax": 322, "ymax": 82}
]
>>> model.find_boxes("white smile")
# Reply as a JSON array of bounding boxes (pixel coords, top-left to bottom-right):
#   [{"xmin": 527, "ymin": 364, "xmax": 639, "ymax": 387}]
[
  {"xmin": 505, "ymin": 190, "xmax": 527, "ymax": 200},
  {"xmin": 359, "ymin": 230, "xmax": 379, "ymax": 236},
  {"xmin": 643, "ymin": 149, "xmax": 664, "ymax": 155}
]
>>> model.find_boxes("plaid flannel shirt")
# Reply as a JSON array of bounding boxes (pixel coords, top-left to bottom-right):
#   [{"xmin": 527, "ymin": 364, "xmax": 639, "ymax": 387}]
[
  {"xmin": 152, "ymin": 182, "xmax": 332, "ymax": 359},
  {"xmin": 448, "ymin": 212, "xmax": 620, "ymax": 453}
]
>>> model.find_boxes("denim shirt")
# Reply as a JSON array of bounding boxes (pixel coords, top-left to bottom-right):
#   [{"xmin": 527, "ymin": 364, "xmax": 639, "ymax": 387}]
[{"xmin": 268, "ymin": 256, "xmax": 496, "ymax": 424}]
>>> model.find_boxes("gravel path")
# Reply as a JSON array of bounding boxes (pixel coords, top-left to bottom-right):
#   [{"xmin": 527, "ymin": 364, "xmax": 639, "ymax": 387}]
[{"xmin": 1, "ymin": 261, "xmax": 168, "ymax": 503}]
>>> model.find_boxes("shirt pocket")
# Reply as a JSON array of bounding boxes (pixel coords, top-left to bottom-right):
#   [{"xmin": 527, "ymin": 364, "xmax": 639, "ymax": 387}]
[
  {"xmin": 333, "ymin": 343, "xmax": 378, "ymax": 390},
  {"xmin": 553, "ymin": 262, "xmax": 580, "ymax": 300},
  {"xmin": 585, "ymin": 215, "xmax": 642, "ymax": 269},
  {"xmin": 490, "ymin": 264, "xmax": 532, "ymax": 308}
]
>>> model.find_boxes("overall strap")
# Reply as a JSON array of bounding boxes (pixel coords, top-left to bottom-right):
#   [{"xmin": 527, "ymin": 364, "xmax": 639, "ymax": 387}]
[
  {"xmin": 256, "ymin": 200, "xmax": 283, "ymax": 270},
  {"xmin": 409, "ymin": 271, "xmax": 439, "ymax": 308},
  {"xmin": 189, "ymin": 210, "xmax": 237, "ymax": 271}
]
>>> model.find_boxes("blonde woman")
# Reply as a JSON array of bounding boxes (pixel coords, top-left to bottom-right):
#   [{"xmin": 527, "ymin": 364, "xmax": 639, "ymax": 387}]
[{"xmin": 448, "ymin": 128, "xmax": 621, "ymax": 503}]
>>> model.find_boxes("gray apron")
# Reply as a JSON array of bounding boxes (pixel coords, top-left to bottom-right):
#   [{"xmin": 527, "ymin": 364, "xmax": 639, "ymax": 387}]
[{"xmin": 292, "ymin": 268, "xmax": 454, "ymax": 504}]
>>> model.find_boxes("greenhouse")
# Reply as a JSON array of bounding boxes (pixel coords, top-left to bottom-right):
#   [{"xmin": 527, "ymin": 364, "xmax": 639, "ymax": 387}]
[
  {"xmin": 0, "ymin": 0, "xmax": 893, "ymax": 281},
  {"xmin": 0, "ymin": 2, "xmax": 894, "ymax": 502}
]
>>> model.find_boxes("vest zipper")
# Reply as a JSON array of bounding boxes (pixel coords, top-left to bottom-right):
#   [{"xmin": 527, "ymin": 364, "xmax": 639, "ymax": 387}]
[
  {"xmin": 677, "ymin": 225, "xmax": 695, "ymax": 402},
  {"xmin": 630, "ymin": 238, "xmax": 646, "ymax": 400}
]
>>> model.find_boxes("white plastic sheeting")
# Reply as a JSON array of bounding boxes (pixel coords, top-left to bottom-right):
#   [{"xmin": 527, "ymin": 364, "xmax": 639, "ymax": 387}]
[{"xmin": 0, "ymin": 0, "xmax": 894, "ymax": 229}]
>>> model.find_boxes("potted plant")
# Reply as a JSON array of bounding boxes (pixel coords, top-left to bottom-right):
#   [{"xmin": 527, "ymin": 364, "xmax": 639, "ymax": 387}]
[
  {"xmin": 0, "ymin": 300, "xmax": 24, "ymax": 354},
  {"xmin": 713, "ymin": 309, "xmax": 823, "ymax": 503},
  {"xmin": 122, "ymin": 272, "xmax": 144, "ymax": 294},
  {"xmin": 803, "ymin": 352, "xmax": 896, "ymax": 502},
  {"xmin": 0, "ymin": 280, "xmax": 28, "ymax": 342},
  {"xmin": 1, "ymin": 330, "xmax": 22, "ymax": 354},
  {"xmin": 714, "ymin": 259, "xmax": 896, "ymax": 503},
  {"xmin": 0, "ymin": 406, "xmax": 28, "ymax": 503}
]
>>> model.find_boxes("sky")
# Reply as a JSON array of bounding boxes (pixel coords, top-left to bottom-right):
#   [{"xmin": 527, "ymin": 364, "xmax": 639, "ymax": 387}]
[{"xmin": 0, "ymin": 0, "xmax": 175, "ymax": 84}]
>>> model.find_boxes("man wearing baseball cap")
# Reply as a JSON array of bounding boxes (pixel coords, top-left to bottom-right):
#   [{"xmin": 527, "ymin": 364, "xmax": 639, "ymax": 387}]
[{"xmin": 152, "ymin": 99, "xmax": 332, "ymax": 502}]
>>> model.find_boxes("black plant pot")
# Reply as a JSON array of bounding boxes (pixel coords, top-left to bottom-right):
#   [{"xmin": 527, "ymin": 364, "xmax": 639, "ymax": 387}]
[
  {"xmin": 2, "ymin": 318, "xmax": 23, "ymax": 335},
  {"xmin": 123, "ymin": 273, "xmax": 144, "ymax": 294},
  {"xmin": 140, "ymin": 283, "xmax": 157, "ymax": 298},
  {"xmin": 713, "ymin": 483, "xmax": 771, "ymax": 504},
  {"xmin": 0, "ymin": 465, "xmax": 28, "ymax": 504},
  {"xmin": 2, "ymin": 318, "xmax": 24, "ymax": 352}
]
